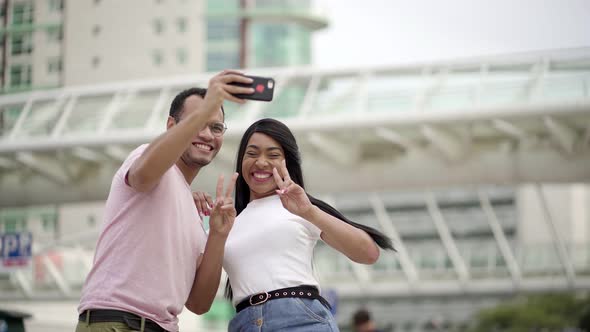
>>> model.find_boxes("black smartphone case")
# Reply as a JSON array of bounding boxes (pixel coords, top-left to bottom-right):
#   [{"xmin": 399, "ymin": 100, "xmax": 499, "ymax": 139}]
[{"xmin": 230, "ymin": 75, "xmax": 275, "ymax": 101}]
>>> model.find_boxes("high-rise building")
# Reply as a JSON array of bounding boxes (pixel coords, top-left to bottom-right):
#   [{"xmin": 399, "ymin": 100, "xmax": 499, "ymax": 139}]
[
  {"xmin": 0, "ymin": 0, "xmax": 63, "ymax": 93},
  {"xmin": 0, "ymin": 0, "xmax": 327, "ymax": 91},
  {"xmin": 63, "ymin": 0, "xmax": 206, "ymax": 86},
  {"xmin": 206, "ymin": 0, "xmax": 327, "ymax": 70}
]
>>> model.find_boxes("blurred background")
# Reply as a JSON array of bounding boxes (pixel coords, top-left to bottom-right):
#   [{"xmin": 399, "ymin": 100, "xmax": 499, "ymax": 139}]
[{"xmin": 0, "ymin": 0, "xmax": 589, "ymax": 331}]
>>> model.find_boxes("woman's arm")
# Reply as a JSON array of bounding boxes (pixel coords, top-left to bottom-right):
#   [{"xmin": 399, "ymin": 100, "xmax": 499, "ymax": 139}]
[
  {"xmin": 185, "ymin": 173, "xmax": 238, "ymax": 314},
  {"xmin": 302, "ymin": 206, "xmax": 380, "ymax": 264},
  {"xmin": 185, "ymin": 232, "xmax": 227, "ymax": 314},
  {"xmin": 272, "ymin": 160, "xmax": 380, "ymax": 264}
]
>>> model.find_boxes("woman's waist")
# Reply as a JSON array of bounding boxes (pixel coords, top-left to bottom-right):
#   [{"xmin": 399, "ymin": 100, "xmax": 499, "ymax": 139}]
[{"xmin": 231, "ymin": 279, "xmax": 320, "ymax": 306}]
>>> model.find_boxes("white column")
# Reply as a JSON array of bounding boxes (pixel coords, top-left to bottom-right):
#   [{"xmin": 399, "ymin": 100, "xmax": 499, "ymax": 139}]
[{"xmin": 571, "ymin": 184, "xmax": 589, "ymax": 269}]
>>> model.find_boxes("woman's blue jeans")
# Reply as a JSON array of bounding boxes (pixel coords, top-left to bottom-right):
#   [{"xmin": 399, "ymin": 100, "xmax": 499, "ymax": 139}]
[{"xmin": 228, "ymin": 298, "xmax": 340, "ymax": 331}]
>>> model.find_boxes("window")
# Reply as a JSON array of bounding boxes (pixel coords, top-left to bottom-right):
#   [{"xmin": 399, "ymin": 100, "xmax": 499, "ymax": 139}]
[
  {"xmin": 46, "ymin": 27, "xmax": 63, "ymax": 43},
  {"xmin": 87, "ymin": 215, "xmax": 96, "ymax": 227},
  {"xmin": 207, "ymin": 20, "xmax": 239, "ymax": 40},
  {"xmin": 251, "ymin": 0, "xmax": 309, "ymax": 10},
  {"xmin": 48, "ymin": 0, "xmax": 64, "ymax": 12},
  {"xmin": 41, "ymin": 214, "xmax": 57, "ymax": 231},
  {"xmin": 177, "ymin": 48, "xmax": 187, "ymax": 65},
  {"xmin": 4, "ymin": 218, "xmax": 24, "ymax": 232},
  {"xmin": 206, "ymin": 51, "xmax": 239, "ymax": 71},
  {"xmin": 11, "ymin": 35, "xmax": 24, "ymax": 55},
  {"xmin": 47, "ymin": 57, "xmax": 62, "ymax": 73},
  {"xmin": 152, "ymin": 49, "xmax": 163, "ymax": 65},
  {"xmin": 92, "ymin": 24, "xmax": 101, "ymax": 36},
  {"xmin": 12, "ymin": 3, "xmax": 33, "ymax": 25},
  {"xmin": 176, "ymin": 17, "xmax": 187, "ymax": 33},
  {"xmin": 1, "ymin": 212, "xmax": 27, "ymax": 232},
  {"xmin": 11, "ymin": 33, "xmax": 33, "ymax": 55},
  {"xmin": 207, "ymin": 0, "xmax": 239, "ymax": 10},
  {"xmin": 153, "ymin": 18, "xmax": 164, "ymax": 34},
  {"xmin": 10, "ymin": 65, "xmax": 32, "ymax": 87},
  {"xmin": 0, "ymin": 105, "xmax": 23, "ymax": 136}
]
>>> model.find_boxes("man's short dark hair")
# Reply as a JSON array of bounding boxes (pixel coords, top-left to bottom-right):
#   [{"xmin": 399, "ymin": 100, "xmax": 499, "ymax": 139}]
[
  {"xmin": 169, "ymin": 87, "xmax": 224, "ymax": 122},
  {"xmin": 353, "ymin": 308, "xmax": 372, "ymax": 327}
]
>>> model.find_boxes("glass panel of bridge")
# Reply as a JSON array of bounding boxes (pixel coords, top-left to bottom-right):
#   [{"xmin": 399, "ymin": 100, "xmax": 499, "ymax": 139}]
[
  {"xmin": 426, "ymin": 71, "xmax": 479, "ymax": 111},
  {"xmin": 518, "ymin": 242, "xmax": 563, "ymax": 277},
  {"xmin": 479, "ymin": 65, "xmax": 532, "ymax": 107},
  {"xmin": 392, "ymin": 208, "xmax": 454, "ymax": 280},
  {"xmin": 0, "ymin": 103, "xmax": 26, "ymax": 138},
  {"xmin": 571, "ymin": 242, "xmax": 590, "ymax": 273},
  {"xmin": 155, "ymin": 85, "xmax": 194, "ymax": 126},
  {"xmin": 479, "ymin": 79, "xmax": 529, "ymax": 106},
  {"xmin": 435, "ymin": 188, "xmax": 515, "ymax": 279},
  {"xmin": 368, "ymin": 71, "xmax": 423, "ymax": 114},
  {"xmin": 331, "ymin": 192, "xmax": 404, "ymax": 281},
  {"xmin": 261, "ymin": 77, "xmax": 309, "ymax": 119},
  {"xmin": 314, "ymin": 241, "xmax": 354, "ymax": 282},
  {"xmin": 538, "ymin": 73, "xmax": 588, "ymax": 102},
  {"xmin": 12, "ymin": 98, "xmax": 66, "ymax": 138},
  {"xmin": 62, "ymin": 94, "xmax": 114, "ymax": 136},
  {"xmin": 377, "ymin": 190, "xmax": 459, "ymax": 281},
  {"xmin": 110, "ymin": 90, "xmax": 161, "ymax": 131},
  {"xmin": 307, "ymin": 76, "xmax": 358, "ymax": 118},
  {"xmin": 223, "ymin": 93, "xmax": 256, "ymax": 124}
]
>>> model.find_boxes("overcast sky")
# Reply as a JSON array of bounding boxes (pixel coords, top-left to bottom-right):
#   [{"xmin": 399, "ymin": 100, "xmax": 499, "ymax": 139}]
[{"xmin": 312, "ymin": 0, "xmax": 590, "ymax": 68}]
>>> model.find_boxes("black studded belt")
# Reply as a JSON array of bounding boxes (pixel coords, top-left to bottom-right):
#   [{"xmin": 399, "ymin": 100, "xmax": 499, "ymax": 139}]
[{"xmin": 235, "ymin": 285, "xmax": 331, "ymax": 313}]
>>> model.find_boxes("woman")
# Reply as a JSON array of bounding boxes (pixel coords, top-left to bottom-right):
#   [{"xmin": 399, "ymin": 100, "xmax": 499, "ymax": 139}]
[{"xmin": 194, "ymin": 118, "xmax": 394, "ymax": 331}]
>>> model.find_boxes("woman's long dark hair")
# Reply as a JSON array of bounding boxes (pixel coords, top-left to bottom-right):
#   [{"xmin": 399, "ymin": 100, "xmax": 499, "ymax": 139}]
[{"xmin": 225, "ymin": 118, "xmax": 394, "ymax": 300}]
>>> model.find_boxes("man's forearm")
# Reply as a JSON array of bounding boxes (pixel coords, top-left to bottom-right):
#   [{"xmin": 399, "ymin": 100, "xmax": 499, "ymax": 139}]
[
  {"xmin": 128, "ymin": 110, "xmax": 211, "ymax": 191},
  {"xmin": 185, "ymin": 233, "xmax": 227, "ymax": 314}
]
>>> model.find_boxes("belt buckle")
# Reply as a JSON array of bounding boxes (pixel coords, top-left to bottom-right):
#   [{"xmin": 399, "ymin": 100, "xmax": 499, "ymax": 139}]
[{"xmin": 249, "ymin": 292, "xmax": 270, "ymax": 306}]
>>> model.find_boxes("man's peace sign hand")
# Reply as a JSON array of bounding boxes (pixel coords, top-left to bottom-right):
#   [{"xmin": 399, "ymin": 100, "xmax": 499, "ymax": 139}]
[{"xmin": 208, "ymin": 172, "xmax": 238, "ymax": 237}]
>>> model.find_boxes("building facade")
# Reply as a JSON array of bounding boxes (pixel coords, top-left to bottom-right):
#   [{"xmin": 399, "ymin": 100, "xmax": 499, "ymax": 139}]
[{"xmin": 0, "ymin": 0, "xmax": 326, "ymax": 91}]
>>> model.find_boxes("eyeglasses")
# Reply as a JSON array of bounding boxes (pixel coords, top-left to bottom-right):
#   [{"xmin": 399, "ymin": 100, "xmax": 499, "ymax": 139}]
[{"xmin": 207, "ymin": 122, "xmax": 227, "ymax": 137}]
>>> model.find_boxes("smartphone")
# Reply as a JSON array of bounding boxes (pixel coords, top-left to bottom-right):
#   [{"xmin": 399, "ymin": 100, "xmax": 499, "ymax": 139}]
[{"xmin": 229, "ymin": 75, "xmax": 275, "ymax": 102}]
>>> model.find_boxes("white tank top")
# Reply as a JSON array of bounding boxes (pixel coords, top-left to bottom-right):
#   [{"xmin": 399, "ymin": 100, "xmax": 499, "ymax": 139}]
[{"xmin": 223, "ymin": 194, "xmax": 322, "ymax": 305}]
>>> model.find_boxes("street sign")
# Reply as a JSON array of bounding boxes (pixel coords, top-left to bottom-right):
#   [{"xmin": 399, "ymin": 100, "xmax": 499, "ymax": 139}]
[{"xmin": 0, "ymin": 232, "xmax": 32, "ymax": 272}]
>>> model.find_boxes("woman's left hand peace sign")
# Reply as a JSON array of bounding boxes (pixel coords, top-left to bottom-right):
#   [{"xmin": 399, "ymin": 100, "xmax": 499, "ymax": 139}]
[{"xmin": 273, "ymin": 160, "xmax": 313, "ymax": 217}]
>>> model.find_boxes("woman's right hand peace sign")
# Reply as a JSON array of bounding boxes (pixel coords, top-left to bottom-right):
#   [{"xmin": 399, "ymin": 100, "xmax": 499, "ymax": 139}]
[
  {"xmin": 208, "ymin": 172, "xmax": 238, "ymax": 237},
  {"xmin": 273, "ymin": 160, "xmax": 313, "ymax": 218}
]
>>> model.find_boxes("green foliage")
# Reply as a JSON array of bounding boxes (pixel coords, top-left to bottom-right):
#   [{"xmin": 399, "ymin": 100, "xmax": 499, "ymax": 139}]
[{"xmin": 469, "ymin": 293, "xmax": 590, "ymax": 332}]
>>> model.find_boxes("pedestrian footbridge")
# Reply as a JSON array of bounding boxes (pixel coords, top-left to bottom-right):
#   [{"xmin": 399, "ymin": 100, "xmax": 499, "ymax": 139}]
[{"xmin": 0, "ymin": 48, "xmax": 589, "ymax": 301}]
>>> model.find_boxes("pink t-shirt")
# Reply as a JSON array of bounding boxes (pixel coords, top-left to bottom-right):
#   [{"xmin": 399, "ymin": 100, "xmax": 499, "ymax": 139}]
[{"xmin": 78, "ymin": 144, "xmax": 207, "ymax": 332}]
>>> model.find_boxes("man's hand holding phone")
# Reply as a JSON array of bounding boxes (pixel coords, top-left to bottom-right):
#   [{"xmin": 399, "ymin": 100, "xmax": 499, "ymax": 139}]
[
  {"xmin": 228, "ymin": 75, "xmax": 275, "ymax": 102},
  {"xmin": 204, "ymin": 70, "xmax": 254, "ymax": 109}
]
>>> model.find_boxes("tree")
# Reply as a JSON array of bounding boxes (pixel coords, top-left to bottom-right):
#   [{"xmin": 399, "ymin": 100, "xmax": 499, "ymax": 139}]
[{"xmin": 469, "ymin": 293, "xmax": 590, "ymax": 332}]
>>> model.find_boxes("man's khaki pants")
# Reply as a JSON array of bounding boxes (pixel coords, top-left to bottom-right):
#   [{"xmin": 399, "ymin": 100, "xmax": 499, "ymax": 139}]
[{"xmin": 75, "ymin": 321, "xmax": 143, "ymax": 332}]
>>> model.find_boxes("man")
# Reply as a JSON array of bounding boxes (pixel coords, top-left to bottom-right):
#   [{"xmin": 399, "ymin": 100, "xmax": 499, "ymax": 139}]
[
  {"xmin": 352, "ymin": 308, "xmax": 382, "ymax": 332},
  {"xmin": 76, "ymin": 71, "xmax": 254, "ymax": 332}
]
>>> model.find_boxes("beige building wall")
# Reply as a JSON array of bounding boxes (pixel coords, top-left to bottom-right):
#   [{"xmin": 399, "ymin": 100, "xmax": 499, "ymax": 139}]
[
  {"xmin": 517, "ymin": 185, "xmax": 571, "ymax": 245},
  {"xmin": 57, "ymin": 201, "xmax": 105, "ymax": 240},
  {"xmin": 63, "ymin": 0, "xmax": 206, "ymax": 86},
  {"xmin": 517, "ymin": 184, "xmax": 590, "ymax": 245},
  {"xmin": 517, "ymin": 184, "xmax": 590, "ymax": 269},
  {"xmin": 32, "ymin": 0, "xmax": 63, "ymax": 88}
]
